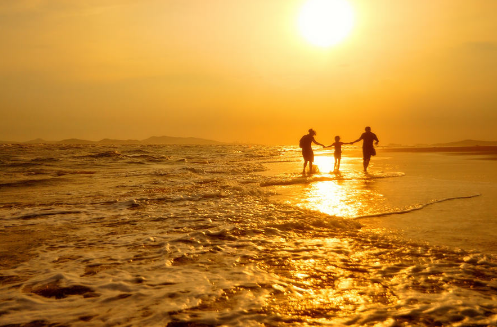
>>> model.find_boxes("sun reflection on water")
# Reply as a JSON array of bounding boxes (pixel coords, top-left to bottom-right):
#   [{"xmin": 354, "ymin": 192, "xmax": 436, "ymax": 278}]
[
  {"xmin": 313, "ymin": 155, "xmax": 335, "ymax": 173},
  {"xmin": 300, "ymin": 180, "xmax": 362, "ymax": 217},
  {"xmin": 258, "ymin": 151, "xmax": 490, "ymax": 325},
  {"xmin": 293, "ymin": 178, "xmax": 385, "ymax": 219},
  {"xmin": 270, "ymin": 153, "xmax": 388, "ymax": 219},
  {"xmin": 263, "ymin": 234, "xmax": 399, "ymax": 324}
]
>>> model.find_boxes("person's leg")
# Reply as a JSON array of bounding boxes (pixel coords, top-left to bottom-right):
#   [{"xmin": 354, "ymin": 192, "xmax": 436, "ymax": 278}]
[
  {"xmin": 362, "ymin": 149, "xmax": 370, "ymax": 172},
  {"xmin": 302, "ymin": 150, "xmax": 308, "ymax": 173},
  {"xmin": 337, "ymin": 158, "xmax": 341, "ymax": 170},
  {"xmin": 309, "ymin": 152, "xmax": 314, "ymax": 174}
]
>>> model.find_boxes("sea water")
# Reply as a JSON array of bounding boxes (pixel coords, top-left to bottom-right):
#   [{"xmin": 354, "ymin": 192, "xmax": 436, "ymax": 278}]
[
  {"xmin": 0, "ymin": 144, "xmax": 496, "ymax": 326},
  {"xmin": 265, "ymin": 148, "xmax": 497, "ymax": 254}
]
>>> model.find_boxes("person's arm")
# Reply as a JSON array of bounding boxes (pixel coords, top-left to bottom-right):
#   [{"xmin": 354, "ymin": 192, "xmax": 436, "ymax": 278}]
[
  {"xmin": 351, "ymin": 135, "xmax": 362, "ymax": 144},
  {"xmin": 312, "ymin": 137, "xmax": 325, "ymax": 147},
  {"xmin": 374, "ymin": 135, "xmax": 379, "ymax": 146}
]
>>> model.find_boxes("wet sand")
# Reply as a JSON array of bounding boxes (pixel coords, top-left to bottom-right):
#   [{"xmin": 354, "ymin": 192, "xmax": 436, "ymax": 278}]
[
  {"xmin": 362, "ymin": 146, "xmax": 497, "ymax": 255},
  {"xmin": 384, "ymin": 146, "xmax": 497, "ymax": 159}
]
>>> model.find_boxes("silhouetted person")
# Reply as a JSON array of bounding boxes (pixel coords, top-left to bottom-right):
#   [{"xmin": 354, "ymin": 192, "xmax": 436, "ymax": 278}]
[
  {"xmin": 352, "ymin": 126, "xmax": 379, "ymax": 172},
  {"xmin": 326, "ymin": 136, "xmax": 353, "ymax": 172},
  {"xmin": 299, "ymin": 129, "xmax": 325, "ymax": 174}
]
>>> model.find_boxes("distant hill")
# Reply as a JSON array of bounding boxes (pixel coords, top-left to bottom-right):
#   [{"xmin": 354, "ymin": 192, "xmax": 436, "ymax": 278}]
[
  {"xmin": 431, "ymin": 139, "xmax": 497, "ymax": 147},
  {"xmin": 385, "ymin": 139, "xmax": 497, "ymax": 148},
  {"xmin": 59, "ymin": 138, "xmax": 96, "ymax": 145},
  {"xmin": 21, "ymin": 138, "xmax": 96, "ymax": 144},
  {"xmin": 0, "ymin": 136, "xmax": 224, "ymax": 145},
  {"xmin": 98, "ymin": 138, "xmax": 141, "ymax": 145},
  {"xmin": 142, "ymin": 136, "xmax": 223, "ymax": 145},
  {"xmin": 24, "ymin": 138, "xmax": 48, "ymax": 144}
]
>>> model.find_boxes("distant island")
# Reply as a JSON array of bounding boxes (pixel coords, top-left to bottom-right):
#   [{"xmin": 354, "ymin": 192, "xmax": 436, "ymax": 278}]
[
  {"xmin": 0, "ymin": 136, "xmax": 224, "ymax": 145},
  {"xmin": 386, "ymin": 139, "xmax": 497, "ymax": 148},
  {"xmin": 2, "ymin": 137, "xmax": 497, "ymax": 147},
  {"xmin": 430, "ymin": 139, "xmax": 497, "ymax": 147},
  {"xmin": 383, "ymin": 139, "xmax": 497, "ymax": 159}
]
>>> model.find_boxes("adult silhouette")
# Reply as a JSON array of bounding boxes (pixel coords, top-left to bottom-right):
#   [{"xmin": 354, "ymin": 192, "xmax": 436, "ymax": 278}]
[
  {"xmin": 299, "ymin": 129, "xmax": 325, "ymax": 174},
  {"xmin": 352, "ymin": 126, "xmax": 379, "ymax": 173}
]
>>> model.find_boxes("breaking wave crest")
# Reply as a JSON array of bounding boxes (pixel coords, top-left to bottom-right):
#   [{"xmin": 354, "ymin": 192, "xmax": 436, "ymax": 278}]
[
  {"xmin": 261, "ymin": 171, "xmax": 405, "ymax": 187},
  {"xmin": 354, "ymin": 194, "xmax": 482, "ymax": 219}
]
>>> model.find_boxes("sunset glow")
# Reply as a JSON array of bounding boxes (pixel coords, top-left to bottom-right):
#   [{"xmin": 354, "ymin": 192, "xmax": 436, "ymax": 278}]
[
  {"xmin": 2, "ymin": 1, "xmax": 497, "ymax": 324},
  {"xmin": 0, "ymin": 1, "xmax": 496, "ymax": 145},
  {"xmin": 298, "ymin": 0, "xmax": 355, "ymax": 47}
]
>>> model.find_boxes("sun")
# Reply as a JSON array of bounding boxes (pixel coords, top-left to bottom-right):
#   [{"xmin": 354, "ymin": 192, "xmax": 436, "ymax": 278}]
[{"xmin": 298, "ymin": 0, "xmax": 355, "ymax": 48}]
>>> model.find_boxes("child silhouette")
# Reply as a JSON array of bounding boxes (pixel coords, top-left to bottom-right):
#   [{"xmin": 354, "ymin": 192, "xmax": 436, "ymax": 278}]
[{"xmin": 326, "ymin": 136, "xmax": 353, "ymax": 172}]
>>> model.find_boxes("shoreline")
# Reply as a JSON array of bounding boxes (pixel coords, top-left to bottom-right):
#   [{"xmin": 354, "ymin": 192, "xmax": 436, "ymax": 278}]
[{"xmin": 383, "ymin": 145, "xmax": 497, "ymax": 159}]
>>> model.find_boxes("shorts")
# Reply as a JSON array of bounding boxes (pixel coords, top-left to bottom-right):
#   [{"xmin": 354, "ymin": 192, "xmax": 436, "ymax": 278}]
[
  {"xmin": 363, "ymin": 147, "xmax": 376, "ymax": 160},
  {"xmin": 334, "ymin": 152, "xmax": 342, "ymax": 159},
  {"xmin": 302, "ymin": 149, "xmax": 314, "ymax": 162}
]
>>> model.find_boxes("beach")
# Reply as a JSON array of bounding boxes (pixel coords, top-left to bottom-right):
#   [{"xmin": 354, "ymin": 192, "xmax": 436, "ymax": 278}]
[
  {"xmin": 1, "ymin": 144, "xmax": 496, "ymax": 326},
  {"xmin": 364, "ymin": 146, "xmax": 497, "ymax": 253}
]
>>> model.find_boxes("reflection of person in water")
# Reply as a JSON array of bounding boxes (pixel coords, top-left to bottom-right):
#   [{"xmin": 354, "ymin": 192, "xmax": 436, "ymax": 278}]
[
  {"xmin": 352, "ymin": 126, "xmax": 379, "ymax": 173},
  {"xmin": 299, "ymin": 129, "xmax": 325, "ymax": 174},
  {"xmin": 326, "ymin": 136, "xmax": 353, "ymax": 172}
]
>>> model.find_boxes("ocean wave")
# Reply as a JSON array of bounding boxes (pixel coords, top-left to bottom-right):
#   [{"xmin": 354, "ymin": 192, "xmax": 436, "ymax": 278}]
[
  {"xmin": 261, "ymin": 176, "xmax": 338, "ymax": 187},
  {"xmin": 205, "ymin": 163, "xmax": 266, "ymax": 175},
  {"xmin": 260, "ymin": 171, "xmax": 405, "ymax": 187},
  {"xmin": 54, "ymin": 170, "xmax": 96, "ymax": 176},
  {"xmin": 8, "ymin": 210, "xmax": 84, "ymax": 221},
  {"xmin": 127, "ymin": 154, "xmax": 171, "ymax": 162},
  {"xmin": 29, "ymin": 157, "xmax": 61, "ymax": 163},
  {"xmin": 266, "ymin": 215, "xmax": 361, "ymax": 233},
  {"xmin": 1, "ymin": 144, "xmax": 496, "ymax": 326},
  {"xmin": 23, "ymin": 273, "xmax": 97, "ymax": 300},
  {"xmin": 354, "ymin": 194, "xmax": 481, "ymax": 219},
  {"xmin": 0, "ymin": 178, "xmax": 64, "ymax": 189},
  {"xmin": 76, "ymin": 150, "xmax": 173, "ymax": 163},
  {"xmin": 85, "ymin": 150, "xmax": 123, "ymax": 158},
  {"xmin": 121, "ymin": 148, "xmax": 151, "ymax": 155},
  {"xmin": 2, "ymin": 161, "xmax": 39, "ymax": 168}
]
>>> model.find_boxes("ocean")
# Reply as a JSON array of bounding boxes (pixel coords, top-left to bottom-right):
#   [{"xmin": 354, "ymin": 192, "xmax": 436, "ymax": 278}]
[{"xmin": 1, "ymin": 144, "xmax": 496, "ymax": 326}]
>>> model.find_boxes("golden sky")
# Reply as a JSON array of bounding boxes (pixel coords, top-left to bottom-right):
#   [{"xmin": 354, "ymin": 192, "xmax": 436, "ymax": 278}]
[{"xmin": 1, "ymin": 0, "xmax": 496, "ymax": 145}]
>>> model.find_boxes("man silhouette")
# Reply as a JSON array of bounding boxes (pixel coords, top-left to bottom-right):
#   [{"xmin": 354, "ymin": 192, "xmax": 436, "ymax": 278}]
[
  {"xmin": 352, "ymin": 126, "xmax": 379, "ymax": 173},
  {"xmin": 300, "ymin": 129, "xmax": 325, "ymax": 174}
]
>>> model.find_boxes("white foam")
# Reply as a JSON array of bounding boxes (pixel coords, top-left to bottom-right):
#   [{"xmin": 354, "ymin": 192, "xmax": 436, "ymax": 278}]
[{"xmin": 1, "ymin": 144, "xmax": 497, "ymax": 326}]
